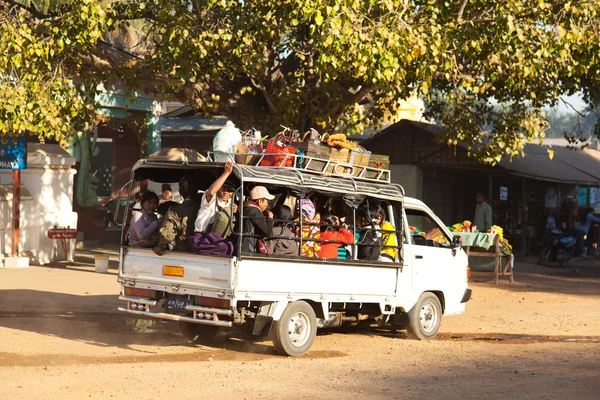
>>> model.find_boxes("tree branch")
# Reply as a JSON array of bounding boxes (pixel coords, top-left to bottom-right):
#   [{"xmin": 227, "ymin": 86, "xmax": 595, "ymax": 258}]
[
  {"xmin": 251, "ymin": 76, "xmax": 279, "ymax": 114},
  {"xmin": 457, "ymin": 0, "xmax": 469, "ymax": 22}
]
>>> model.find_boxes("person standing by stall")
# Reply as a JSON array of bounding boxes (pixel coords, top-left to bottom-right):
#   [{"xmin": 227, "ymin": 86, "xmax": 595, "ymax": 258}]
[{"xmin": 474, "ymin": 193, "xmax": 492, "ymax": 233}]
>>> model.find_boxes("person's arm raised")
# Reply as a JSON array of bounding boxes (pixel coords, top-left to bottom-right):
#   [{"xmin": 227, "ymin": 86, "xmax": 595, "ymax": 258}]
[{"xmin": 205, "ymin": 162, "xmax": 234, "ymax": 204}]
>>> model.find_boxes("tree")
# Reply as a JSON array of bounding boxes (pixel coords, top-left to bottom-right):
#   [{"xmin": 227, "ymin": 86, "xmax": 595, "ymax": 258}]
[
  {"xmin": 3, "ymin": 0, "xmax": 600, "ymax": 164},
  {"xmin": 544, "ymin": 107, "xmax": 598, "ymax": 139},
  {"xmin": 0, "ymin": 0, "xmax": 109, "ymax": 146}
]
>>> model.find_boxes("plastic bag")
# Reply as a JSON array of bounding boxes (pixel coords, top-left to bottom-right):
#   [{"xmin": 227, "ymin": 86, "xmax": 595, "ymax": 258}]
[{"xmin": 213, "ymin": 121, "xmax": 242, "ymax": 162}]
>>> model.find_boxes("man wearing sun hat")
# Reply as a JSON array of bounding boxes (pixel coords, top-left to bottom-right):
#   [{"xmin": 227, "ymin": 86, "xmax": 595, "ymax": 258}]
[{"xmin": 239, "ymin": 186, "xmax": 275, "ymax": 253}]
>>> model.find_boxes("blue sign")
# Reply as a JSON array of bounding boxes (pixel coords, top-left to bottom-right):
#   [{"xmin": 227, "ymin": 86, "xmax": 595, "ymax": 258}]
[{"xmin": 0, "ymin": 134, "xmax": 27, "ymax": 170}]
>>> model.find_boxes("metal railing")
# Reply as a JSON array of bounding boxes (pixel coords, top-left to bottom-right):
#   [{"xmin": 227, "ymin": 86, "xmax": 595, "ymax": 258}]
[{"xmin": 207, "ymin": 151, "xmax": 391, "ymax": 184}]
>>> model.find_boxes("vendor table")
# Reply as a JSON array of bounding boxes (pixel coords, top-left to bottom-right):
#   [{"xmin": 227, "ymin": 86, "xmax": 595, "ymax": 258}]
[{"xmin": 453, "ymin": 232, "xmax": 515, "ymax": 284}]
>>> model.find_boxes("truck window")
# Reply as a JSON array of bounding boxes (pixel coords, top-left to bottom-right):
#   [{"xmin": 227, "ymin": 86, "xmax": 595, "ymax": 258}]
[{"xmin": 405, "ymin": 208, "xmax": 451, "ymax": 248}]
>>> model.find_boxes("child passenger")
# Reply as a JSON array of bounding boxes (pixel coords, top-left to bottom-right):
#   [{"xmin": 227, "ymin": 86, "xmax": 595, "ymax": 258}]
[
  {"xmin": 128, "ymin": 190, "xmax": 161, "ymax": 248},
  {"xmin": 267, "ymin": 205, "xmax": 299, "ymax": 256},
  {"xmin": 318, "ymin": 215, "xmax": 355, "ymax": 259}
]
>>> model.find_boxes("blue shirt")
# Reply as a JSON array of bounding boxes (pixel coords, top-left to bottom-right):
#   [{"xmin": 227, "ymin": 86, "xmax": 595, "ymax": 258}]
[{"xmin": 577, "ymin": 212, "xmax": 600, "ymax": 234}]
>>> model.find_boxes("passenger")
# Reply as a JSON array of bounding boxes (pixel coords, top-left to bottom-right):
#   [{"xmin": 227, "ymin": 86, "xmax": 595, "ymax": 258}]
[
  {"xmin": 160, "ymin": 183, "xmax": 173, "ymax": 203},
  {"xmin": 153, "ymin": 176, "xmax": 199, "ymax": 256},
  {"xmin": 357, "ymin": 208, "xmax": 381, "ymax": 261},
  {"xmin": 194, "ymin": 162, "xmax": 237, "ymax": 233},
  {"xmin": 266, "ymin": 205, "xmax": 299, "ymax": 256},
  {"xmin": 132, "ymin": 192, "xmax": 142, "ymax": 211},
  {"xmin": 157, "ymin": 197, "xmax": 178, "ymax": 217},
  {"xmin": 297, "ymin": 198, "xmax": 321, "ymax": 257},
  {"xmin": 128, "ymin": 190, "xmax": 161, "ymax": 248},
  {"xmin": 373, "ymin": 205, "xmax": 398, "ymax": 262},
  {"xmin": 318, "ymin": 215, "xmax": 355, "ymax": 259},
  {"xmin": 211, "ymin": 199, "xmax": 237, "ymax": 239},
  {"xmin": 240, "ymin": 186, "xmax": 275, "ymax": 254}
]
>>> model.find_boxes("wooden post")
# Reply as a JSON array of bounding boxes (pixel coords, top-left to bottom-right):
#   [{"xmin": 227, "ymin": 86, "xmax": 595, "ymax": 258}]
[
  {"xmin": 488, "ymin": 174, "xmax": 493, "ymax": 203},
  {"xmin": 522, "ymin": 178, "xmax": 527, "ymax": 256},
  {"xmin": 11, "ymin": 169, "xmax": 20, "ymax": 257}
]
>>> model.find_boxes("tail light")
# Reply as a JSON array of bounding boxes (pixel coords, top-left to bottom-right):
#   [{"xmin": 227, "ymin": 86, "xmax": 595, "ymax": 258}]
[
  {"xmin": 124, "ymin": 287, "xmax": 155, "ymax": 298},
  {"xmin": 195, "ymin": 296, "xmax": 230, "ymax": 309}
]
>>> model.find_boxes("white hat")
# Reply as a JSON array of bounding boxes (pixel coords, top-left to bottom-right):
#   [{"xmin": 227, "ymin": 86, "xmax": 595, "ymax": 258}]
[{"xmin": 249, "ymin": 186, "xmax": 275, "ymax": 201}]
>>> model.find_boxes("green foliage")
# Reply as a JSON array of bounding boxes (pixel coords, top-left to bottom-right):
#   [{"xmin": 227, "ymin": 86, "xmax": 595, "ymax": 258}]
[
  {"xmin": 3, "ymin": 0, "xmax": 600, "ymax": 164},
  {"xmin": 0, "ymin": 0, "xmax": 108, "ymax": 144}
]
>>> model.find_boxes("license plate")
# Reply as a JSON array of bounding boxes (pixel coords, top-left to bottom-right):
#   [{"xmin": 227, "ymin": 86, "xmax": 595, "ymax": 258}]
[{"xmin": 167, "ymin": 295, "xmax": 192, "ymax": 312}]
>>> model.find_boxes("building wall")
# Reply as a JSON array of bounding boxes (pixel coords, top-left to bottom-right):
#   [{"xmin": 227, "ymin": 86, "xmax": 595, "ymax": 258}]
[
  {"xmin": 0, "ymin": 144, "xmax": 78, "ymax": 264},
  {"xmin": 390, "ymin": 164, "xmax": 423, "ymax": 199}
]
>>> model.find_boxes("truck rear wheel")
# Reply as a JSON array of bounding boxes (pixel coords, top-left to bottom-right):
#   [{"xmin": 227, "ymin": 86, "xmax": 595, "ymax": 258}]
[
  {"xmin": 178, "ymin": 321, "xmax": 220, "ymax": 343},
  {"xmin": 407, "ymin": 292, "xmax": 442, "ymax": 340},
  {"xmin": 271, "ymin": 301, "xmax": 317, "ymax": 357}
]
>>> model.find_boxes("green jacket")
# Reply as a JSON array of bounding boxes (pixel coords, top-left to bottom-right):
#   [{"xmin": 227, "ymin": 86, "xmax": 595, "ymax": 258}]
[{"xmin": 157, "ymin": 199, "xmax": 198, "ymax": 252}]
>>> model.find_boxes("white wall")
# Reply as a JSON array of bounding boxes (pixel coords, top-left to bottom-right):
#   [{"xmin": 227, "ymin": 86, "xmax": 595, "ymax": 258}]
[
  {"xmin": 0, "ymin": 144, "xmax": 78, "ymax": 264},
  {"xmin": 390, "ymin": 164, "xmax": 423, "ymax": 199}
]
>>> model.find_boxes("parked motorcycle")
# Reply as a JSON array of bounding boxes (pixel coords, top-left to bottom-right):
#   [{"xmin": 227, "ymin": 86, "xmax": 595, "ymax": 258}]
[{"xmin": 538, "ymin": 228, "xmax": 576, "ymax": 268}]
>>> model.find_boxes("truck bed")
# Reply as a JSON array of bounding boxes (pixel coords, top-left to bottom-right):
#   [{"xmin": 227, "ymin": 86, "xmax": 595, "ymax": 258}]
[{"xmin": 119, "ymin": 248, "xmax": 235, "ymax": 296}]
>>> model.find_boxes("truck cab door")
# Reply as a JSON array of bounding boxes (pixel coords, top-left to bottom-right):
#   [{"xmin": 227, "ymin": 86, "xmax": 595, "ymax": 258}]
[{"xmin": 404, "ymin": 206, "xmax": 466, "ymax": 313}]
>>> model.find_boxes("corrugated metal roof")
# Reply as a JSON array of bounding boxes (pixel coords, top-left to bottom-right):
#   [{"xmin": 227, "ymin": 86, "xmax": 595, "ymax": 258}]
[
  {"xmin": 161, "ymin": 116, "xmax": 229, "ymax": 132},
  {"xmin": 498, "ymin": 144, "xmax": 600, "ymax": 185},
  {"xmin": 366, "ymin": 119, "xmax": 600, "ymax": 185}
]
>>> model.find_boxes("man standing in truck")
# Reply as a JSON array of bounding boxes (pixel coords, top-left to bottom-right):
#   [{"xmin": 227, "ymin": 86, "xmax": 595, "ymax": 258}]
[{"xmin": 194, "ymin": 162, "xmax": 237, "ymax": 233}]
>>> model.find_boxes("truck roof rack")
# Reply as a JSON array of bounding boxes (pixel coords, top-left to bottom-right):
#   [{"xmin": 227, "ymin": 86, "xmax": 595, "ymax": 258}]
[{"xmin": 207, "ymin": 151, "xmax": 391, "ymax": 184}]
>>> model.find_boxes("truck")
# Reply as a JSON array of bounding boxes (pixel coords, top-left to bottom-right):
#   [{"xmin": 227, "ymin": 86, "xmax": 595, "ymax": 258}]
[{"xmin": 117, "ymin": 153, "xmax": 471, "ymax": 356}]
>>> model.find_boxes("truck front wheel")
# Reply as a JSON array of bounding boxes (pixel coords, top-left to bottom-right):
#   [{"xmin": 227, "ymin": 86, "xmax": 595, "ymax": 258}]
[
  {"xmin": 271, "ymin": 301, "xmax": 317, "ymax": 357},
  {"xmin": 407, "ymin": 292, "xmax": 442, "ymax": 340},
  {"xmin": 179, "ymin": 321, "xmax": 220, "ymax": 343}
]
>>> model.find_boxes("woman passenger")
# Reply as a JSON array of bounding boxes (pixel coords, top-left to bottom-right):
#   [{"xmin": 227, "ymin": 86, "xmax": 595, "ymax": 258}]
[
  {"xmin": 318, "ymin": 214, "xmax": 355, "ymax": 259},
  {"xmin": 267, "ymin": 205, "xmax": 299, "ymax": 256},
  {"xmin": 297, "ymin": 198, "xmax": 321, "ymax": 257},
  {"xmin": 128, "ymin": 190, "xmax": 161, "ymax": 248}
]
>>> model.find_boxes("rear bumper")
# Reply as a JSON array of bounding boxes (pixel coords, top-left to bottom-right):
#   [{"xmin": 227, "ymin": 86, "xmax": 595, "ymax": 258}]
[
  {"xmin": 461, "ymin": 289, "xmax": 472, "ymax": 303},
  {"xmin": 118, "ymin": 296, "xmax": 233, "ymax": 327}
]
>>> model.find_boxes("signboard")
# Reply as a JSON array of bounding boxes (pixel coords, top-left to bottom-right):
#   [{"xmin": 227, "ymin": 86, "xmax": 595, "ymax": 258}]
[
  {"xmin": 499, "ymin": 186, "xmax": 508, "ymax": 201},
  {"xmin": 0, "ymin": 135, "xmax": 27, "ymax": 170},
  {"xmin": 47, "ymin": 228, "xmax": 78, "ymax": 240}
]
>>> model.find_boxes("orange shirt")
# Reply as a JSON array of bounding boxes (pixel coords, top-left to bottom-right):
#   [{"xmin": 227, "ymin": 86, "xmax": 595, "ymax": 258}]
[{"xmin": 318, "ymin": 229, "xmax": 355, "ymax": 259}]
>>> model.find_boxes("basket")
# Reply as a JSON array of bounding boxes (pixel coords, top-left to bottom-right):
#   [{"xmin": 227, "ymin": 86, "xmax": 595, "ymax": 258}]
[
  {"xmin": 326, "ymin": 147, "xmax": 351, "ymax": 174},
  {"xmin": 365, "ymin": 153, "xmax": 390, "ymax": 179},
  {"xmin": 295, "ymin": 130, "xmax": 330, "ymax": 171},
  {"xmin": 260, "ymin": 129, "xmax": 296, "ymax": 167},
  {"xmin": 348, "ymin": 145, "xmax": 371, "ymax": 177}
]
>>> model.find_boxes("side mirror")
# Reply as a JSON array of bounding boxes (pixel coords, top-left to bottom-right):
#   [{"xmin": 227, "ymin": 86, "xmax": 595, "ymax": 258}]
[{"xmin": 452, "ymin": 235, "xmax": 462, "ymax": 249}]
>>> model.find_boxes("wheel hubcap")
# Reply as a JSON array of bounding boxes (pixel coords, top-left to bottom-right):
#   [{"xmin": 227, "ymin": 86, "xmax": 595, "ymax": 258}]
[
  {"xmin": 287, "ymin": 312, "xmax": 310, "ymax": 347},
  {"xmin": 419, "ymin": 302, "xmax": 438, "ymax": 334}
]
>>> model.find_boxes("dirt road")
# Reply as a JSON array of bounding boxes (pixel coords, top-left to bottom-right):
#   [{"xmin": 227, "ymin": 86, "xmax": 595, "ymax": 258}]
[{"xmin": 0, "ymin": 256, "xmax": 599, "ymax": 399}]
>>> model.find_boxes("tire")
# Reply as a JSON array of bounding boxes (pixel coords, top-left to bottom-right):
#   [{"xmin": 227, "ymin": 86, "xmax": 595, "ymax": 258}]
[
  {"xmin": 407, "ymin": 292, "xmax": 443, "ymax": 340},
  {"xmin": 271, "ymin": 301, "xmax": 317, "ymax": 357},
  {"xmin": 558, "ymin": 258, "xmax": 570, "ymax": 268},
  {"xmin": 538, "ymin": 246, "xmax": 551, "ymax": 266},
  {"xmin": 178, "ymin": 321, "xmax": 220, "ymax": 343}
]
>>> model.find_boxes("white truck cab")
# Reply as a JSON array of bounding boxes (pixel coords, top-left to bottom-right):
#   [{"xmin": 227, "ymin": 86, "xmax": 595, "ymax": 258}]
[{"xmin": 117, "ymin": 155, "xmax": 471, "ymax": 356}]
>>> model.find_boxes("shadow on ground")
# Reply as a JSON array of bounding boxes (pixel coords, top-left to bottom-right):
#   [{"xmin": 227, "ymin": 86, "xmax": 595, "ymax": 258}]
[
  {"xmin": 0, "ymin": 289, "xmax": 281, "ymax": 357},
  {"xmin": 469, "ymin": 258, "xmax": 600, "ymax": 296}
]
